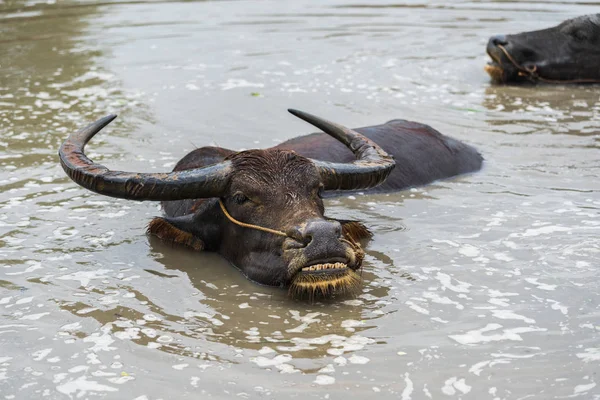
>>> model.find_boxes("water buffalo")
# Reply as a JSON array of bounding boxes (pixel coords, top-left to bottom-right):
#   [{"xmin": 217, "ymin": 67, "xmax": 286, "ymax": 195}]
[
  {"xmin": 59, "ymin": 110, "xmax": 482, "ymax": 298},
  {"xmin": 485, "ymin": 14, "xmax": 600, "ymax": 84}
]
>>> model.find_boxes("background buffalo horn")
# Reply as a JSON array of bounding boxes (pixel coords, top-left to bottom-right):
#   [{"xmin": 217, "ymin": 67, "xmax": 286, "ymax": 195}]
[
  {"xmin": 287, "ymin": 109, "xmax": 396, "ymax": 191},
  {"xmin": 59, "ymin": 115, "xmax": 232, "ymax": 201}
]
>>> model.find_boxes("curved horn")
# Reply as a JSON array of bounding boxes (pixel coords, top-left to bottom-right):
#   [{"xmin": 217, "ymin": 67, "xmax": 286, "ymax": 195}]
[
  {"xmin": 288, "ymin": 109, "xmax": 395, "ymax": 191},
  {"xmin": 59, "ymin": 115, "xmax": 232, "ymax": 201}
]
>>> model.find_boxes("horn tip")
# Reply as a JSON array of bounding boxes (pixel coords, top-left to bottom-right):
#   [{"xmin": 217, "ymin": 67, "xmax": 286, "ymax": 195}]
[
  {"xmin": 287, "ymin": 108, "xmax": 306, "ymax": 118},
  {"xmin": 95, "ymin": 114, "xmax": 118, "ymax": 130},
  {"xmin": 288, "ymin": 108, "xmax": 315, "ymax": 124}
]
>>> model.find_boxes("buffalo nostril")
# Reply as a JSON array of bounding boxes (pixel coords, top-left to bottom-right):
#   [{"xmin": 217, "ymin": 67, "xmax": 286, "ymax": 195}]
[
  {"xmin": 332, "ymin": 222, "xmax": 342, "ymax": 237},
  {"xmin": 490, "ymin": 34, "xmax": 508, "ymax": 47},
  {"xmin": 285, "ymin": 227, "xmax": 305, "ymax": 244}
]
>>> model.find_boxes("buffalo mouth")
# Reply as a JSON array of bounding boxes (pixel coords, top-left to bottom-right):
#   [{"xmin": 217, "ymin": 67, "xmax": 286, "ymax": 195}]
[
  {"xmin": 289, "ymin": 261, "xmax": 361, "ymax": 299},
  {"xmin": 484, "ymin": 60, "xmax": 507, "ymax": 82},
  {"xmin": 485, "ymin": 45, "xmax": 526, "ymax": 83}
]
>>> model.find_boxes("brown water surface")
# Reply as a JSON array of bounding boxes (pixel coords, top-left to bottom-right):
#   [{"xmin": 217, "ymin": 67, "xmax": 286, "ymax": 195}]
[{"xmin": 1, "ymin": 0, "xmax": 599, "ymax": 398}]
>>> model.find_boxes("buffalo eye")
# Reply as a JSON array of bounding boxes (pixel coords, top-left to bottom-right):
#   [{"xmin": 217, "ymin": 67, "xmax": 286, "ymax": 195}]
[{"xmin": 232, "ymin": 192, "xmax": 250, "ymax": 205}]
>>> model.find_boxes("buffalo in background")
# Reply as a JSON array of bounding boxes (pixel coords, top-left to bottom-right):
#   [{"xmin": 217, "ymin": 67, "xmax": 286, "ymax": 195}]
[{"xmin": 486, "ymin": 14, "xmax": 600, "ymax": 84}]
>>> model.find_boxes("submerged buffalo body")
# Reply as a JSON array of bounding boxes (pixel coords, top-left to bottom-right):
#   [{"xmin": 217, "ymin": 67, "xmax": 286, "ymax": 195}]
[
  {"xmin": 60, "ymin": 110, "xmax": 482, "ymax": 298},
  {"xmin": 485, "ymin": 14, "xmax": 600, "ymax": 84}
]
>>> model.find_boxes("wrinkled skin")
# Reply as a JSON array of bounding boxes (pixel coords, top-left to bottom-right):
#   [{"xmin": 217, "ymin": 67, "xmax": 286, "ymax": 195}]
[
  {"xmin": 152, "ymin": 150, "xmax": 363, "ymax": 289},
  {"xmin": 151, "ymin": 120, "xmax": 483, "ymax": 291},
  {"xmin": 486, "ymin": 14, "xmax": 600, "ymax": 84}
]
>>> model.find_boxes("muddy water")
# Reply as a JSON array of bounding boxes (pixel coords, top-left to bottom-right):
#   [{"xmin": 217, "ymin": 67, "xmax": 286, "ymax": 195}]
[{"xmin": 1, "ymin": 0, "xmax": 599, "ymax": 398}]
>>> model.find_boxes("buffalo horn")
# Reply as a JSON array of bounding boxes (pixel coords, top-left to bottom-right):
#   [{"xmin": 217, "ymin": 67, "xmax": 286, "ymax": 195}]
[
  {"xmin": 288, "ymin": 109, "xmax": 395, "ymax": 191},
  {"xmin": 58, "ymin": 115, "xmax": 232, "ymax": 201}
]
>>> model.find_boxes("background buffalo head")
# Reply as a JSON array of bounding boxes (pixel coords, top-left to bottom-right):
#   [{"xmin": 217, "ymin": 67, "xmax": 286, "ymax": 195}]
[
  {"xmin": 485, "ymin": 14, "xmax": 600, "ymax": 84},
  {"xmin": 59, "ymin": 110, "xmax": 395, "ymax": 299}
]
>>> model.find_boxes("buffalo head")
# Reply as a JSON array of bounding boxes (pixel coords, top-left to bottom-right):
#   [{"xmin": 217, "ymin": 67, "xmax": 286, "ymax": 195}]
[
  {"xmin": 485, "ymin": 14, "xmax": 600, "ymax": 84},
  {"xmin": 59, "ymin": 110, "xmax": 395, "ymax": 299}
]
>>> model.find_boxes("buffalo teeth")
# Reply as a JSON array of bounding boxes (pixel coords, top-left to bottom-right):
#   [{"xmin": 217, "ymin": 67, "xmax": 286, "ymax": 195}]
[{"xmin": 301, "ymin": 262, "xmax": 347, "ymax": 272}]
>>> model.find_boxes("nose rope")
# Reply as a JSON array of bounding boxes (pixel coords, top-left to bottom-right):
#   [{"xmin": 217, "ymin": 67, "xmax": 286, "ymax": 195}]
[
  {"xmin": 218, "ymin": 199, "xmax": 289, "ymax": 237},
  {"xmin": 217, "ymin": 199, "xmax": 364, "ymax": 253},
  {"xmin": 218, "ymin": 198, "xmax": 365, "ymax": 263},
  {"xmin": 496, "ymin": 45, "xmax": 600, "ymax": 84}
]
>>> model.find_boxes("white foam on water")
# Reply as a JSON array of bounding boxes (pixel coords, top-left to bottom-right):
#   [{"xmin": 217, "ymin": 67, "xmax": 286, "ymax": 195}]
[
  {"xmin": 489, "ymin": 298, "xmax": 510, "ymax": 307},
  {"xmin": 114, "ymin": 328, "xmax": 141, "ymax": 341},
  {"xmin": 286, "ymin": 311, "xmax": 322, "ymax": 333},
  {"xmin": 574, "ymin": 382, "xmax": 596, "ymax": 394},
  {"xmin": 57, "ymin": 269, "xmax": 110, "ymax": 287},
  {"xmin": 491, "ymin": 310, "xmax": 536, "ymax": 324},
  {"xmin": 348, "ymin": 354, "xmax": 370, "ymax": 365},
  {"xmin": 491, "ymin": 352, "xmax": 537, "ymax": 359},
  {"xmin": 53, "ymin": 226, "xmax": 79, "ymax": 239},
  {"xmin": 314, "ymin": 375, "xmax": 335, "ymax": 385},
  {"xmin": 5, "ymin": 262, "xmax": 42, "ymax": 276},
  {"xmin": 184, "ymin": 311, "xmax": 223, "ymax": 326},
  {"xmin": 422, "ymin": 292, "xmax": 464, "ymax": 309},
  {"xmin": 510, "ymin": 225, "xmax": 571, "ymax": 238},
  {"xmin": 333, "ymin": 357, "xmax": 346, "ymax": 366},
  {"xmin": 436, "ymin": 272, "xmax": 471, "ymax": 293},
  {"xmin": 401, "ymin": 373, "xmax": 413, "ymax": 400},
  {"xmin": 83, "ymin": 327, "xmax": 116, "ymax": 352},
  {"xmin": 20, "ymin": 312, "xmax": 49, "ymax": 320},
  {"xmin": 156, "ymin": 335, "xmax": 173, "ymax": 343},
  {"xmin": 341, "ymin": 319, "xmax": 364, "ymax": 332},
  {"xmin": 576, "ymin": 348, "xmax": 600, "ymax": 363},
  {"xmin": 449, "ymin": 323, "xmax": 546, "ymax": 345},
  {"xmin": 458, "ymin": 244, "xmax": 480, "ymax": 258},
  {"xmin": 405, "ymin": 301, "xmax": 429, "ymax": 315},
  {"xmin": 56, "ymin": 376, "xmax": 117, "ymax": 397},
  {"xmin": 546, "ymin": 299, "xmax": 569, "ymax": 315},
  {"xmin": 488, "ymin": 290, "xmax": 519, "ymax": 298},
  {"xmin": 468, "ymin": 360, "xmax": 491, "ymax": 376},
  {"xmin": 258, "ymin": 347, "xmax": 275, "ymax": 355},
  {"xmin": 77, "ymin": 307, "xmax": 98, "ymax": 315},
  {"xmin": 68, "ymin": 365, "xmax": 88, "ymax": 373},
  {"xmin": 441, "ymin": 377, "xmax": 471, "ymax": 395},
  {"xmin": 318, "ymin": 364, "xmax": 335, "ymax": 373},
  {"xmin": 431, "ymin": 239, "xmax": 459, "ymax": 247},
  {"xmin": 250, "ymin": 354, "xmax": 292, "ymax": 368},
  {"xmin": 15, "ymin": 297, "xmax": 33, "ymax": 305},
  {"xmin": 277, "ymin": 363, "xmax": 300, "ymax": 374},
  {"xmin": 31, "ymin": 348, "xmax": 52, "ymax": 361},
  {"xmin": 524, "ymin": 278, "xmax": 557, "ymax": 291},
  {"xmin": 493, "ymin": 252, "xmax": 514, "ymax": 262},
  {"xmin": 220, "ymin": 79, "xmax": 264, "ymax": 91}
]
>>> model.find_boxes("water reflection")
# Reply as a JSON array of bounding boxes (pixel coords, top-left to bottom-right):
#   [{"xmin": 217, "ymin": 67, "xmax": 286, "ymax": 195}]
[
  {"xmin": 482, "ymin": 85, "xmax": 600, "ymax": 136},
  {"xmin": 52, "ymin": 234, "xmax": 396, "ymax": 372},
  {"xmin": 150, "ymin": 237, "xmax": 392, "ymax": 358}
]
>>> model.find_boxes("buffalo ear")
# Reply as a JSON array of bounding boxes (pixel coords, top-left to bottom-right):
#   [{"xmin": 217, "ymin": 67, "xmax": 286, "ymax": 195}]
[
  {"xmin": 330, "ymin": 219, "xmax": 372, "ymax": 243},
  {"xmin": 147, "ymin": 214, "xmax": 205, "ymax": 251}
]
